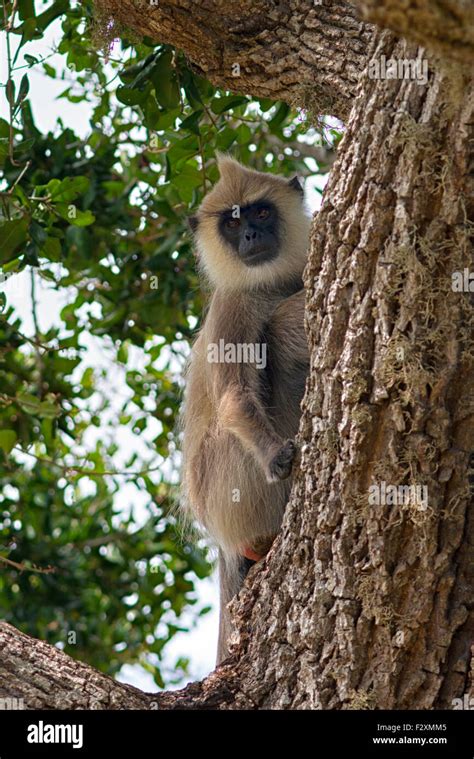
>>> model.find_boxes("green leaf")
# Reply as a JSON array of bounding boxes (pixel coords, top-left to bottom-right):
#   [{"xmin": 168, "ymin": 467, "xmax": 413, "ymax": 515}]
[
  {"xmin": 0, "ymin": 218, "xmax": 29, "ymax": 264},
  {"xmin": 34, "ymin": 0, "xmax": 69, "ymax": 32},
  {"xmin": 29, "ymin": 220, "xmax": 47, "ymax": 246},
  {"xmin": 0, "ymin": 139, "xmax": 9, "ymax": 166},
  {"xmin": 181, "ymin": 71, "xmax": 204, "ymax": 109},
  {"xmin": 173, "ymin": 166, "xmax": 203, "ymax": 196},
  {"xmin": 42, "ymin": 62, "xmax": 56, "ymax": 78},
  {"xmin": 40, "ymin": 417, "xmax": 53, "ymax": 447},
  {"xmin": 268, "ymin": 102, "xmax": 290, "ymax": 130},
  {"xmin": 19, "ymin": 17, "xmax": 37, "ymax": 44},
  {"xmin": 18, "ymin": 0, "xmax": 35, "ymax": 21},
  {"xmin": 65, "ymin": 226, "xmax": 91, "ymax": 256},
  {"xmin": 41, "ymin": 237, "xmax": 61, "ymax": 261},
  {"xmin": 15, "ymin": 74, "xmax": 30, "ymax": 110},
  {"xmin": 6, "ymin": 80, "xmax": 15, "ymax": 108},
  {"xmin": 166, "ymin": 135, "xmax": 199, "ymax": 163},
  {"xmin": 151, "ymin": 52, "xmax": 180, "ymax": 109},
  {"xmin": 178, "ymin": 110, "xmax": 203, "ymax": 136},
  {"xmin": 119, "ymin": 52, "xmax": 157, "ymax": 84},
  {"xmin": 55, "ymin": 204, "xmax": 95, "ymax": 227},
  {"xmin": 16, "ymin": 392, "xmax": 60, "ymax": 418},
  {"xmin": 37, "ymin": 402, "xmax": 62, "ymax": 419},
  {"xmin": 16, "ymin": 392, "xmax": 41, "ymax": 415},
  {"xmin": 258, "ymin": 98, "xmax": 275, "ymax": 112},
  {"xmin": 14, "ymin": 137, "xmax": 35, "ymax": 155},
  {"xmin": 210, "ymin": 95, "xmax": 249, "ymax": 114},
  {"xmin": 0, "ymin": 430, "xmax": 17, "ymax": 454},
  {"xmin": 216, "ymin": 126, "xmax": 239, "ymax": 151},
  {"xmin": 116, "ymin": 86, "xmax": 148, "ymax": 107},
  {"xmin": 47, "ymin": 176, "xmax": 90, "ymax": 202},
  {"xmin": 0, "ymin": 118, "xmax": 9, "ymax": 139}
]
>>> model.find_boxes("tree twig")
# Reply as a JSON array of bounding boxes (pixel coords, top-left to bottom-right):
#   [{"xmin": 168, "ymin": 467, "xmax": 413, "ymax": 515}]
[
  {"xmin": 14, "ymin": 447, "xmax": 165, "ymax": 479},
  {"xmin": 0, "ymin": 554, "xmax": 55, "ymax": 575}
]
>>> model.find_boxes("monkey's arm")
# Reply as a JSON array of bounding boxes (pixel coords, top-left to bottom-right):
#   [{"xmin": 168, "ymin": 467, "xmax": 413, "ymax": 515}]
[
  {"xmin": 205, "ymin": 291, "xmax": 297, "ymax": 482},
  {"xmin": 268, "ymin": 288, "xmax": 307, "ymax": 366}
]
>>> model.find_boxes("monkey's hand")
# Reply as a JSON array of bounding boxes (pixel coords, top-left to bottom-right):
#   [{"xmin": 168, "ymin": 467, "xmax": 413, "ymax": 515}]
[{"xmin": 266, "ymin": 439, "xmax": 296, "ymax": 483}]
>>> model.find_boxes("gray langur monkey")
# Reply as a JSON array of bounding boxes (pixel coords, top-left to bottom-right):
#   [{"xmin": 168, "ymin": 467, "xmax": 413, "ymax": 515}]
[{"xmin": 181, "ymin": 154, "xmax": 311, "ymax": 663}]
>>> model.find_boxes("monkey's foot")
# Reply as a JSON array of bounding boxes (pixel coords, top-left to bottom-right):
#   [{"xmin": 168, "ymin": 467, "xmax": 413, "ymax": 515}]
[
  {"xmin": 267, "ymin": 439, "xmax": 296, "ymax": 482},
  {"xmin": 239, "ymin": 535, "xmax": 275, "ymax": 562},
  {"xmin": 240, "ymin": 545, "xmax": 264, "ymax": 562}
]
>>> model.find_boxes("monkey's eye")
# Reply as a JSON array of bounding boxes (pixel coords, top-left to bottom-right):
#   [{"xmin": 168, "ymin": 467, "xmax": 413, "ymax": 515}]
[
  {"xmin": 225, "ymin": 218, "xmax": 241, "ymax": 229},
  {"xmin": 255, "ymin": 207, "xmax": 271, "ymax": 220}
]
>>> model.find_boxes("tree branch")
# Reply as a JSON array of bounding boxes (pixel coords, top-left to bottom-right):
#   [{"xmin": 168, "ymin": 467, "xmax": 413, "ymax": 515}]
[
  {"xmin": 94, "ymin": 0, "xmax": 375, "ymax": 121},
  {"xmin": 0, "ymin": 622, "xmax": 249, "ymax": 709}
]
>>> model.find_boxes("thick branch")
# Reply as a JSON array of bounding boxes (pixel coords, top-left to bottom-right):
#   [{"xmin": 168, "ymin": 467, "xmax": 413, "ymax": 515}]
[
  {"xmin": 0, "ymin": 622, "xmax": 247, "ymax": 709},
  {"xmin": 95, "ymin": 0, "xmax": 375, "ymax": 121},
  {"xmin": 355, "ymin": 0, "xmax": 474, "ymax": 63}
]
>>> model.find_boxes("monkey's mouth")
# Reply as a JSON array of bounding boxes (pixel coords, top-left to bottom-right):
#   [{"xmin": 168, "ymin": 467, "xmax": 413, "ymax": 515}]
[{"xmin": 241, "ymin": 246, "xmax": 277, "ymax": 267}]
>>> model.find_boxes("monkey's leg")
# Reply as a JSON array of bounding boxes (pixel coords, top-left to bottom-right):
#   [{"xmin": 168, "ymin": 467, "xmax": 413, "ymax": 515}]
[
  {"xmin": 216, "ymin": 551, "xmax": 255, "ymax": 664},
  {"xmin": 206, "ymin": 291, "xmax": 299, "ymax": 483}
]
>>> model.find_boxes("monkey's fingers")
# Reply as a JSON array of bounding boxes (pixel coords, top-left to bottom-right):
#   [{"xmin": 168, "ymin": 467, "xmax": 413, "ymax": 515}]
[{"xmin": 267, "ymin": 439, "xmax": 296, "ymax": 482}]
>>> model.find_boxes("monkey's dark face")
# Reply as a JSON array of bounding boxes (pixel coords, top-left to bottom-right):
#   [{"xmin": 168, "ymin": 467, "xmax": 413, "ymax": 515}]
[{"xmin": 218, "ymin": 201, "xmax": 280, "ymax": 267}]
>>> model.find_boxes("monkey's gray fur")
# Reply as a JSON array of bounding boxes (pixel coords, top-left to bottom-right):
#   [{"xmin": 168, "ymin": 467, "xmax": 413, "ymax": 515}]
[{"xmin": 181, "ymin": 154, "xmax": 311, "ymax": 662}]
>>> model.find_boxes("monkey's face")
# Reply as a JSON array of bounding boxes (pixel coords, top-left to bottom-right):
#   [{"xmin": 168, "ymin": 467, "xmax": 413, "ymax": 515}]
[
  {"xmin": 190, "ymin": 155, "xmax": 311, "ymax": 290},
  {"xmin": 218, "ymin": 201, "xmax": 280, "ymax": 267}
]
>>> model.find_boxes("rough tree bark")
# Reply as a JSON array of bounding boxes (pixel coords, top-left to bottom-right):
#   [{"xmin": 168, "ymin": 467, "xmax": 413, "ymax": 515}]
[
  {"xmin": 95, "ymin": 0, "xmax": 375, "ymax": 121},
  {"xmin": 1, "ymin": 0, "xmax": 472, "ymax": 709},
  {"xmin": 357, "ymin": 0, "xmax": 474, "ymax": 63}
]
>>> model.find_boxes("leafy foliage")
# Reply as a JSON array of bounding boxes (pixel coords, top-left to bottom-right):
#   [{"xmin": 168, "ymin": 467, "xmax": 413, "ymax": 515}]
[{"xmin": 0, "ymin": 0, "xmax": 334, "ymax": 685}]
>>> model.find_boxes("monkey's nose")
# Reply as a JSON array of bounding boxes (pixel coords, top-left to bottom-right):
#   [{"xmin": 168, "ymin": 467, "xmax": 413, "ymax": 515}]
[{"xmin": 244, "ymin": 229, "xmax": 258, "ymax": 241}]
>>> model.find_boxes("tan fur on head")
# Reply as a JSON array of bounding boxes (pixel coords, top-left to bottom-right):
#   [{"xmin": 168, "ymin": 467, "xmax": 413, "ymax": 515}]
[{"xmin": 192, "ymin": 154, "xmax": 311, "ymax": 291}]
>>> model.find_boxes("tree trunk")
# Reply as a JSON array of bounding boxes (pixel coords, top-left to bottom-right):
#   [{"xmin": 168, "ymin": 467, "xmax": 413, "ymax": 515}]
[
  {"xmin": 357, "ymin": 0, "xmax": 474, "ymax": 63},
  {"xmin": 1, "ymin": 1, "xmax": 472, "ymax": 709},
  {"xmin": 234, "ymin": 33, "xmax": 473, "ymax": 710}
]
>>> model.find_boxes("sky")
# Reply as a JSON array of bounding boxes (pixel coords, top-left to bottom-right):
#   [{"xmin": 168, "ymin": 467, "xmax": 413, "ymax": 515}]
[{"xmin": 0, "ymin": 9, "xmax": 326, "ymax": 692}]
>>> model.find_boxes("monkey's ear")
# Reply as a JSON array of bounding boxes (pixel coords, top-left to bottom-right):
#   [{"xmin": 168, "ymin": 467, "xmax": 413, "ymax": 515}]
[
  {"xmin": 188, "ymin": 215, "xmax": 199, "ymax": 233},
  {"xmin": 288, "ymin": 176, "xmax": 304, "ymax": 196}
]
